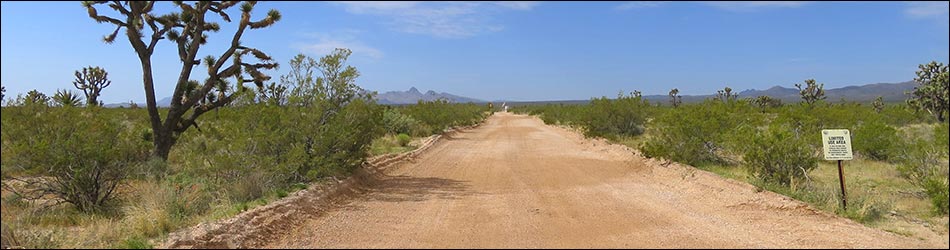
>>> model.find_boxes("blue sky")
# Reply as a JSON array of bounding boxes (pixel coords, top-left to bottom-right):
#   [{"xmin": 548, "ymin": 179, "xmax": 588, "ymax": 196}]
[{"xmin": 2, "ymin": 1, "xmax": 948, "ymax": 103}]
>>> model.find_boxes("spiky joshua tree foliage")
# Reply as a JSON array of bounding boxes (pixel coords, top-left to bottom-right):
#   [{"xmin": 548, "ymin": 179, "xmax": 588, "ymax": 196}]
[
  {"xmin": 668, "ymin": 88, "xmax": 682, "ymax": 108},
  {"xmin": 872, "ymin": 96, "xmax": 885, "ymax": 113},
  {"xmin": 72, "ymin": 66, "xmax": 111, "ymax": 107},
  {"xmin": 715, "ymin": 86, "xmax": 738, "ymax": 103},
  {"xmin": 84, "ymin": 1, "xmax": 282, "ymax": 159},
  {"xmin": 907, "ymin": 61, "xmax": 949, "ymax": 123},
  {"xmin": 795, "ymin": 79, "xmax": 826, "ymax": 106}
]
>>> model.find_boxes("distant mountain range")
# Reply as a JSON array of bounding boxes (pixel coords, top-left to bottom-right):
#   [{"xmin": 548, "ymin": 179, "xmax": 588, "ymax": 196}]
[
  {"xmin": 103, "ymin": 81, "xmax": 917, "ymax": 108},
  {"xmin": 373, "ymin": 87, "xmax": 482, "ymax": 104},
  {"xmin": 104, "ymin": 87, "xmax": 483, "ymax": 107},
  {"xmin": 508, "ymin": 81, "xmax": 918, "ymax": 106},
  {"xmin": 104, "ymin": 96, "xmax": 173, "ymax": 108},
  {"xmin": 732, "ymin": 81, "xmax": 916, "ymax": 103},
  {"xmin": 636, "ymin": 81, "xmax": 916, "ymax": 104}
]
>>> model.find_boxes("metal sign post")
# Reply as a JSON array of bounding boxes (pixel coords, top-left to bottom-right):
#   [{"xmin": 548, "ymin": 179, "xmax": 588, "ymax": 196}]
[
  {"xmin": 836, "ymin": 160, "xmax": 847, "ymax": 210},
  {"xmin": 822, "ymin": 129, "xmax": 853, "ymax": 210}
]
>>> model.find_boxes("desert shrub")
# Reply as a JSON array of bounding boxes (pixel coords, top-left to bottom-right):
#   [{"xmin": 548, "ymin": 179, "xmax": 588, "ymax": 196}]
[
  {"xmin": 880, "ymin": 104, "xmax": 934, "ymax": 126},
  {"xmin": 3, "ymin": 106, "xmax": 150, "ymax": 212},
  {"xmin": 852, "ymin": 119, "xmax": 901, "ymax": 161},
  {"xmin": 895, "ymin": 139, "xmax": 945, "ymax": 186},
  {"xmin": 583, "ymin": 93, "xmax": 650, "ymax": 139},
  {"xmin": 400, "ymin": 100, "xmax": 487, "ymax": 134},
  {"xmin": 923, "ymin": 177, "xmax": 949, "ymax": 215},
  {"xmin": 895, "ymin": 138, "xmax": 949, "ymax": 215},
  {"xmin": 640, "ymin": 100, "xmax": 761, "ymax": 166},
  {"xmin": 382, "ymin": 108, "xmax": 420, "ymax": 135},
  {"xmin": 304, "ymin": 98, "xmax": 384, "ymax": 179},
  {"xmin": 514, "ymin": 104, "xmax": 588, "ymax": 126},
  {"xmin": 773, "ymin": 104, "xmax": 873, "ymax": 147},
  {"xmin": 396, "ymin": 133, "xmax": 412, "ymax": 147},
  {"xmin": 173, "ymin": 104, "xmax": 308, "ymax": 185},
  {"xmin": 742, "ymin": 124, "xmax": 819, "ymax": 187}
]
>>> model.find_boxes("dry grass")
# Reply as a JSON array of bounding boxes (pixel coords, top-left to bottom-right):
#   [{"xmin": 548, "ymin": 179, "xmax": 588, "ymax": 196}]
[
  {"xmin": 0, "ymin": 177, "xmax": 298, "ymax": 249},
  {"xmin": 691, "ymin": 158, "xmax": 948, "ymax": 239},
  {"xmin": 370, "ymin": 134, "xmax": 419, "ymax": 156}
]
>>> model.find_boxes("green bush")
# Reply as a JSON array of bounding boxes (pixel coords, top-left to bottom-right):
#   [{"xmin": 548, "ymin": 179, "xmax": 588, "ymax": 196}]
[
  {"xmin": 305, "ymin": 98, "xmax": 384, "ymax": 179},
  {"xmin": 116, "ymin": 236, "xmax": 153, "ymax": 249},
  {"xmin": 895, "ymin": 139, "xmax": 945, "ymax": 187},
  {"xmin": 2, "ymin": 106, "xmax": 150, "ymax": 212},
  {"xmin": 583, "ymin": 93, "xmax": 650, "ymax": 139},
  {"xmin": 382, "ymin": 108, "xmax": 420, "ymax": 135},
  {"xmin": 923, "ymin": 176, "xmax": 949, "ymax": 215},
  {"xmin": 895, "ymin": 138, "xmax": 949, "ymax": 215},
  {"xmin": 512, "ymin": 104, "xmax": 588, "ymax": 126},
  {"xmin": 399, "ymin": 100, "xmax": 487, "ymax": 135},
  {"xmin": 853, "ymin": 119, "xmax": 901, "ymax": 161},
  {"xmin": 641, "ymin": 100, "xmax": 761, "ymax": 166},
  {"xmin": 879, "ymin": 104, "xmax": 934, "ymax": 126},
  {"xmin": 396, "ymin": 133, "xmax": 412, "ymax": 147},
  {"xmin": 742, "ymin": 124, "xmax": 819, "ymax": 187}
]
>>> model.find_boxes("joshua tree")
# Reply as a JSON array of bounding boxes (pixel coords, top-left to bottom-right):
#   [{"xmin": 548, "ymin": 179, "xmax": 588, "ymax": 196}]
[
  {"xmin": 53, "ymin": 89, "xmax": 84, "ymax": 107},
  {"xmin": 73, "ymin": 66, "xmax": 111, "ymax": 107},
  {"xmin": 872, "ymin": 96, "xmax": 885, "ymax": 113},
  {"xmin": 668, "ymin": 88, "xmax": 682, "ymax": 107},
  {"xmin": 85, "ymin": 1, "xmax": 281, "ymax": 159},
  {"xmin": 716, "ymin": 86, "xmax": 738, "ymax": 103},
  {"xmin": 795, "ymin": 79, "xmax": 826, "ymax": 106},
  {"xmin": 23, "ymin": 90, "xmax": 50, "ymax": 107},
  {"xmin": 751, "ymin": 95, "xmax": 782, "ymax": 109},
  {"xmin": 907, "ymin": 61, "xmax": 949, "ymax": 122}
]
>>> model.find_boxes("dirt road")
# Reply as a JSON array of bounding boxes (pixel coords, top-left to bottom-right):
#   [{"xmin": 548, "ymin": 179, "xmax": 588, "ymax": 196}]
[{"xmin": 267, "ymin": 112, "xmax": 940, "ymax": 248}]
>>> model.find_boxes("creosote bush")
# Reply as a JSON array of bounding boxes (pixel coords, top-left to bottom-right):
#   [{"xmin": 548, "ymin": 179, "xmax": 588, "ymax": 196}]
[
  {"xmin": 400, "ymin": 99, "xmax": 488, "ymax": 135},
  {"xmin": 584, "ymin": 92, "xmax": 650, "ymax": 139},
  {"xmin": 3, "ymin": 106, "xmax": 150, "ymax": 212},
  {"xmin": 742, "ymin": 124, "xmax": 819, "ymax": 188},
  {"xmin": 640, "ymin": 100, "xmax": 760, "ymax": 166},
  {"xmin": 852, "ymin": 119, "xmax": 901, "ymax": 161}
]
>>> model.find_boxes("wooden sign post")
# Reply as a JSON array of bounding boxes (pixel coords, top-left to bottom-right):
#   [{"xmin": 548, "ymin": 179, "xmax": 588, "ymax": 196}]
[{"xmin": 822, "ymin": 129, "xmax": 853, "ymax": 210}]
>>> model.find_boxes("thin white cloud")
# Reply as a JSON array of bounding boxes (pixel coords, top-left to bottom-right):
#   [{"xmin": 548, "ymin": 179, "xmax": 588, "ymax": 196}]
[
  {"xmin": 703, "ymin": 1, "xmax": 809, "ymax": 12},
  {"xmin": 492, "ymin": 1, "xmax": 541, "ymax": 11},
  {"xmin": 332, "ymin": 1, "xmax": 538, "ymax": 39},
  {"xmin": 904, "ymin": 2, "xmax": 949, "ymax": 19},
  {"xmin": 615, "ymin": 1, "xmax": 668, "ymax": 11},
  {"xmin": 296, "ymin": 31, "xmax": 383, "ymax": 59},
  {"xmin": 334, "ymin": 1, "xmax": 420, "ymax": 13}
]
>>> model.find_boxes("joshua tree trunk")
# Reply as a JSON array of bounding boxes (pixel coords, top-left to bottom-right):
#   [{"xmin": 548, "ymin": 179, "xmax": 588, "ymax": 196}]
[{"xmin": 86, "ymin": 1, "xmax": 282, "ymax": 160}]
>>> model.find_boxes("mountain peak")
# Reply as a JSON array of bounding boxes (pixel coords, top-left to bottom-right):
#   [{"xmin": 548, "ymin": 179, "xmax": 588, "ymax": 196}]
[{"xmin": 374, "ymin": 87, "xmax": 483, "ymax": 104}]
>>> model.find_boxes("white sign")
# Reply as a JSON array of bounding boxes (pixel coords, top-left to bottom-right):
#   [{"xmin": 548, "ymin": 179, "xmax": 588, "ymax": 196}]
[{"xmin": 822, "ymin": 129, "xmax": 853, "ymax": 161}]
